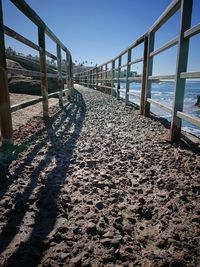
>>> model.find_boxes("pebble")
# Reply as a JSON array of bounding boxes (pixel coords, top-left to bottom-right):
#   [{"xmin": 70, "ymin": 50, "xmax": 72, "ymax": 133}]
[
  {"xmin": 86, "ymin": 222, "xmax": 97, "ymax": 235},
  {"xmin": 70, "ymin": 255, "xmax": 82, "ymax": 266},
  {"xmin": 101, "ymin": 238, "xmax": 112, "ymax": 247},
  {"xmin": 156, "ymin": 239, "xmax": 168, "ymax": 249},
  {"xmin": 0, "ymin": 86, "xmax": 199, "ymax": 266},
  {"xmin": 73, "ymin": 227, "xmax": 82, "ymax": 235},
  {"xmin": 103, "ymin": 230, "xmax": 114, "ymax": 238},
  {"xmin": 95, "ymin": 201, "xmax": 104, "ymax": 210}
]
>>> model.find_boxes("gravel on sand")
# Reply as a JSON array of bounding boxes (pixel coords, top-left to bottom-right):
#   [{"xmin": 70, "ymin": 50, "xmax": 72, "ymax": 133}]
[{"xmin": 0, "ymin": 85, "xmax": 199, "ymax": 266}]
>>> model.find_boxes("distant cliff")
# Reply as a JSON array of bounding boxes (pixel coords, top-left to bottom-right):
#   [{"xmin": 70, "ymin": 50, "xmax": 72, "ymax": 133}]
[{"xmin": 7, "ymin": 55, "xmax": 63, "ymax": 95}]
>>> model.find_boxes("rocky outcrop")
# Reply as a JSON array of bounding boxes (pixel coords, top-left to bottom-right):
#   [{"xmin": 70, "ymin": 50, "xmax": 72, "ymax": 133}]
[{"xmin": 6, "ymin": 58, "xmax": 60, "ymax": 95}]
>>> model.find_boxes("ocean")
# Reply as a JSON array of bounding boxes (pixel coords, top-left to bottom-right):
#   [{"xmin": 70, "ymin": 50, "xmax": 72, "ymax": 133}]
[{"xmin": 118, "ymin": 81, "xmax": 200, "ymax": 138}]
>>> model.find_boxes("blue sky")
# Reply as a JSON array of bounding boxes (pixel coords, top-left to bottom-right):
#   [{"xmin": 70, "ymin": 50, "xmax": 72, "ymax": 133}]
[{"xmin": 2, "ymin": 0, "xmax": 200, "ymax": 75}]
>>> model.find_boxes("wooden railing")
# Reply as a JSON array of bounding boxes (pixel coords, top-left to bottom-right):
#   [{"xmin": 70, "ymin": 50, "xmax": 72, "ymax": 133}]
[
  {"xmin": 75, "ymin": 0, "xmax": 200, "ymax": 142},
  {"xmin": 0, "ymin": 0, "xmax": 73, "ymax": 145}
]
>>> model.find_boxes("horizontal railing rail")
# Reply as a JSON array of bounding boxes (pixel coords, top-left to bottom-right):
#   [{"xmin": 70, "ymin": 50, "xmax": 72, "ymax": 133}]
[
  {"xmin": 75, "ymin": 0, "xmax": 200, "ymax": 142},
  {"xmin": 0, "ymin": 0, "xmax": 74, "ymax": 145}
]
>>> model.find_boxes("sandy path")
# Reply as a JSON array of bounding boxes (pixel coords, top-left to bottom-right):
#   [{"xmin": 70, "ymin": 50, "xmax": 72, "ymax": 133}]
[
  {"xmin": 0, "ymin": 86, "xmax": 199, "ymax": 266},
  {"xmin": 9, "ymin": 93, "xmax": 59, "ymax": 130}
]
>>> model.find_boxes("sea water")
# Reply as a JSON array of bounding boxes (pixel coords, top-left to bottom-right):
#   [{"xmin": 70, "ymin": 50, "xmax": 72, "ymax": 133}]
[{"xmin": 118, "ymin": 81, "xmax": 200, "ymax": 138}]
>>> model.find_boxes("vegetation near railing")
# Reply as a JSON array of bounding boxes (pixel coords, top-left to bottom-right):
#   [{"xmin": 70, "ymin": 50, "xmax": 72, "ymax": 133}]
[
  {"xmin": 75, "ymin": 0, "xmax": 200, "ymax": 142},
  {"xmin": 0, "ymin": 0, "xmax": 73, "ymax": 145}
]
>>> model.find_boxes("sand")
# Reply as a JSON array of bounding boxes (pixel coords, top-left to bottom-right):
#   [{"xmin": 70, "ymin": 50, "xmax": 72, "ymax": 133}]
[{"xmin": 9, "ymin": 93, "xmax": 59, "ymax": 130}]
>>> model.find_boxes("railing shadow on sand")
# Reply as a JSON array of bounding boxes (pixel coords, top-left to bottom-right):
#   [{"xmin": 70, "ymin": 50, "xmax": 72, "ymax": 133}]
[{"xmin": 0, "ymin": 89, "xmax": 86, "ymax": 266}]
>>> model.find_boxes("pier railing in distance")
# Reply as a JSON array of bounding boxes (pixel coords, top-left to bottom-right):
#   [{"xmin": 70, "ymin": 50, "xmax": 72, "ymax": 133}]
[
  {"xmin": 0, "ymin": 0, "xmax": 73, "ymax": 145},
  {"xmin": 75, "ymin": 0, "xmax": 200, "ymax": 142}
]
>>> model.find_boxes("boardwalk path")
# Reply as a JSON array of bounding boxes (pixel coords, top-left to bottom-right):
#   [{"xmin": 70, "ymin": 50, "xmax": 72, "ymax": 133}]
[{"xmin": 0, "ymin": 86, "xmax": 199, "ymax": 266}]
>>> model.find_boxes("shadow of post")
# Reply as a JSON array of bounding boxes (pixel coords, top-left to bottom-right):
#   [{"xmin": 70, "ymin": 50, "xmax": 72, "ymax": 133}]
[
  {"xmin": 0, "ymin": 101, "xmax": 75, "ymax": 202},
  {"xmin": 0, "ymin": 90, "xmax": 86, "ymax": 266}
]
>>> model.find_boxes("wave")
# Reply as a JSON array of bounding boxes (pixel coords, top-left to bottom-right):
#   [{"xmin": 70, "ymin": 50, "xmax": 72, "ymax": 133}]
[
  {"xmin": 119, "ymin": 82, "xmax": 200, "ymax": 138},
  {"xmin": 182, "ymin": 126, "xmax": 200, "ymax": 138}
]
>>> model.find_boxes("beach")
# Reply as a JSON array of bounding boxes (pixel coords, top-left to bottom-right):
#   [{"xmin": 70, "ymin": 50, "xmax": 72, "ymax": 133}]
[
  {"xmin": 0, "ymin": 85, "xmax": 199, "ymax": 266},
  {"xmin": 118, "ymin": 80, "xmax": 200, "ymax": 138}
]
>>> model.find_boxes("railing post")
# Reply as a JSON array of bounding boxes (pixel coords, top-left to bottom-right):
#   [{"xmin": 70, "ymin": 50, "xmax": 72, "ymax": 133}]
[
  {"xmin": 117, "ymin": 56, "xmax": 121, "ymax": 99},
  {"xmin": 88, "ymin": 70, "xmax": 92, "ymax": 88},
  {"xmin": 102, "ymin": 66, "xmax": 104, "ymax": 91},
  {"xmin": 101, "ymin": 66, "xmax": 103, "ymax": 90},
  {"xmin": 65, "ymin": 51, "xmax": 69, "ymax": 86},
  {"xmin": 89, "ymin": 70, "xmax": 91, "ymax": 88},
  {"xmin": 86, "ymin": 71, "xmax": 88, "ymax": 87},
  {"xmin": 38, "ymin": 26, "xmax": 49, "ymax": 118},
  {"xmin": 91, "ymin": 69, "xmax": 94, "ymax": 89},
  {"xmin": 0, "ymin": 0, "xmax": 13, "ymax": 144},
  {"xmin": 65, "ymin": 51, "xmax": 71, "ymax": 98},
  {"xmin": 69, "ymin": 55, "xmax": 73, "ymax": 90},
  {"xmin": 93, "ymin": 68, "xmax": 97, "ymax": 90},
  {"xmin": 111, "ymin": 60, "xmax": 115, "ymax": 97},
  {"xmin": 125, "ymin": 49, "xmax": 132, "ymax": 105},
  {"xmin": 144, "ymin": 31, "xmax": 155, "ymax": 117},
  {"xmin": 91, "ymin": 70, "xmax": 92, "ymax": 88},
  {"xmin": 57, "ymin": 44, "xmax": 63, "ymax": 106},
  {"xmin": 93, "ymin": 69, "xmax": 95, "ymax": 89},
  {"xmin": 96, "ymin": 67, "xmax": 98, "ymax": 90},
  {"xmin": 170, "ymin": 0, "xmax": 193, "ymax": 142},
  {"xmin": 105, "ymin": 64, "xmax": 107, "ymax": 91},
  {"xmin": 140, "ymin": 34, "xmax": 148, "ymax": 115}
]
